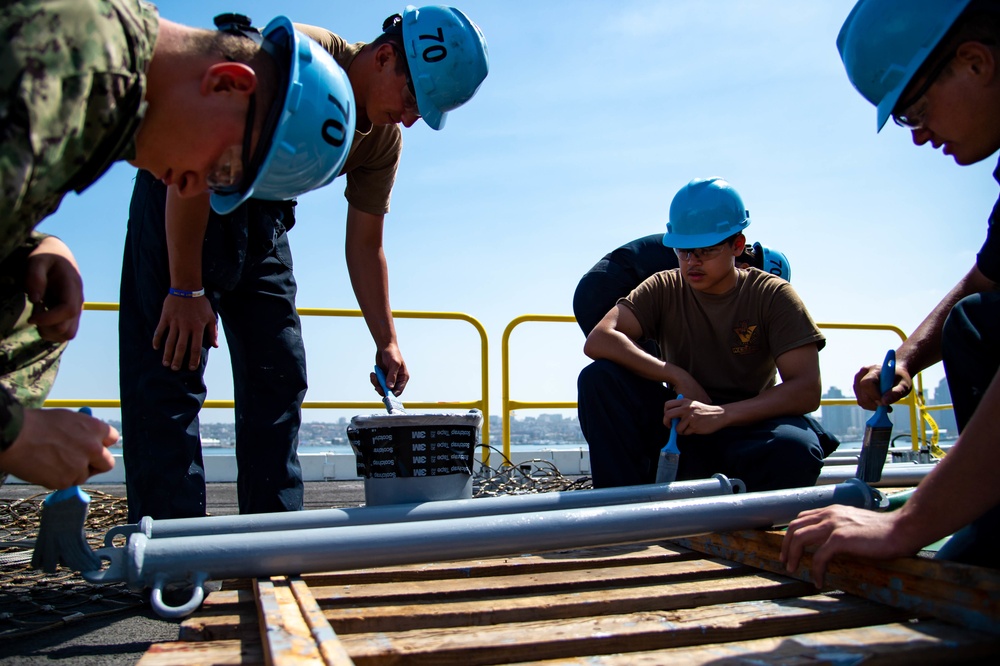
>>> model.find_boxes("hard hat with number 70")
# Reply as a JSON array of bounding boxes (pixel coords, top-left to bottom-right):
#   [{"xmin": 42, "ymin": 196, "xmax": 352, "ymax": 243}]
[
  {"xmin": 662, "ymin": 177, "xmax": 750, "ymax": 249},
  {"xmin": 399, "ymin": 5, "xmax": 489, "ymax": 130},
  {"xmin": 837, "ymin": 0, "xmax": 974, "ymax": 132},
  {"xmin": 211, "ymin": 15, "xmax": 356, "ymax": 215},
  {"xmin": 753, "ymin": 242, "xmax": 791, "ymax": 282}
]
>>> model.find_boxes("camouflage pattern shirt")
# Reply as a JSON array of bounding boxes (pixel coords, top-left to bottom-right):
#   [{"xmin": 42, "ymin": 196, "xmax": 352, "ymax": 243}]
[{"xmin": 0, "ymin": 0, "xmax": 158, "ymax": 455}]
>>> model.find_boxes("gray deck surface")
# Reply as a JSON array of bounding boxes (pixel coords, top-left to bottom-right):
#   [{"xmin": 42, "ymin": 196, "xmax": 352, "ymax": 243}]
[{"xmin": 0, "ymin": 481, "xmax": 366, "ymax": 665}]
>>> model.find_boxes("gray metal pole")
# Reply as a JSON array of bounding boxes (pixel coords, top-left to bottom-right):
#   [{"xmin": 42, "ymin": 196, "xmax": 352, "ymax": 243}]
[
  {"xmin": 104, "ymin": 474, "xmax": 744, "ymax": 545},
  {"xmin": 85, "ymin": 480, "xmax": 881, "ymax": 617},
  {"xmin": 821, "ymin": 454, "xmax": 859, "ymax": 466},
  {"xmin": 817, "ymin": 463, "xmax": 935, "ymax": 486}
]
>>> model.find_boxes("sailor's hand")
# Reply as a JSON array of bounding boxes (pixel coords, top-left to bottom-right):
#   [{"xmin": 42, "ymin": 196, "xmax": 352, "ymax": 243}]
[
  {"xmin": 854, "ymin": 362, "xmax": 911, "ymax": 411},
  {"xmin": 663, "ymin": 370, "xmax": 712, "ymax": 406},
  {"xmin": 24, "ymin": 236, "xmax": 84, "ymax": 343},
  {"xmin": 153, "ymin": 294, "xmax": 218, "ymax": 371},
  {"xmin": 663, "ymin": 397, "xmax": 725, "ymax": 435},
  {"xmin": 370, "ymin": 345, "xmax": 408, "ymax": 396},
  {"xmin": 780, "ymin": 506, "xmax": 916, "ymax": 588},
  {"xmin": 0, "ymin": 408, "xmax": 118, "ymax": 489}
]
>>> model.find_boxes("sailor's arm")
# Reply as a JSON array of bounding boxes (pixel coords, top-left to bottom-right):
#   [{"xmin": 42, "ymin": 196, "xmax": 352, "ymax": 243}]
[
  {"xmin": 782, "ymin": 367, "xmax": 1000, "ymax": 586},
  {"xmin": 345, "ymin": 204, "xmax": 408, "ymax": 395},
  {"xmin": 153, "ymin": 189, "xmax": 218, "ymax": 371},
  {"xmin": 855, "ymin": 264, "xmax": 996, "ymax": 410},
  {"xmin": 0, "ymin": 404, "xmax": 118, "ymax": 489},
  {"xmin": 584, "ymin": 304, "xmax": 710, "ymax": 403},
  {"xmin": 666, "ymin": 343, "xmax": 821, "ymax": 435}
]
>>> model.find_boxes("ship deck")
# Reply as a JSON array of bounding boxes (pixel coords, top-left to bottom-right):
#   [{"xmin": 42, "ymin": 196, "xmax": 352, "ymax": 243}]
[{"xmin": 4, "ymin": 481, "xmax": 1000, "ymax": 665}]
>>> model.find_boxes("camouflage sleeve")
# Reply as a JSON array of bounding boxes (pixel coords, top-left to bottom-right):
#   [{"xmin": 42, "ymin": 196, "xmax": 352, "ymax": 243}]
[
  {"xmin": 0, "ymin": 386, "xmax": 26, "ymax": 454},
  {"xmin": 0, "ymin": 231, "xmax": 50, "ymax": 456}
]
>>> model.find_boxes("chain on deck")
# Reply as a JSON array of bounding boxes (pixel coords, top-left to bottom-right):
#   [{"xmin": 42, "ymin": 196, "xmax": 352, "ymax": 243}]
[{"xmin": 0, "ymin": 490, "xmax": 145, "ymax": 643}]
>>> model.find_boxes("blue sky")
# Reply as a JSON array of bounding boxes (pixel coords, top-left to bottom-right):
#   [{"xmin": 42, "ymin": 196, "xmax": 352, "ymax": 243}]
[{"xmin": 39, "ymin": 0, "xmax": 998, "ymax": 429}]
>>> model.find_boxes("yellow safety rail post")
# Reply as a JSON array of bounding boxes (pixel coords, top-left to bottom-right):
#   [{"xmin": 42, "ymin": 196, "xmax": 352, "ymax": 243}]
[
  {"xmin": 815, "ymin": 322, "xmax": 923, "ymax": 452},
  {"xmin": 500, "ymin": 314, "xmax": 578, "ymax": 464},
  {"xmin": 45, "ymin": 303, "xmax": 493, "ymax": 465},
  {"xmin": 500, "ymin": 316, "xmax": 947, "ymax": 463}
]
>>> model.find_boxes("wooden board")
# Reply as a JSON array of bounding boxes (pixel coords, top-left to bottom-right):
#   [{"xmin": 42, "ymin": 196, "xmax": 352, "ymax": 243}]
[{"xmin": 141, "ymin": 537, "xmax": 1000, "ymax": 666}]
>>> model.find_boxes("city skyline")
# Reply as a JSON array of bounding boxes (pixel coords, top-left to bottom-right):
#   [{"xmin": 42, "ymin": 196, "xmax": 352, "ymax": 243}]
[{"xmin": 101, "ymin": 382, "xmax": 958, "ymax": 449}]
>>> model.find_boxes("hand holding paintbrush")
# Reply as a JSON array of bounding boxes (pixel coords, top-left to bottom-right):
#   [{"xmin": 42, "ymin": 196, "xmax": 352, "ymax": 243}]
[
  {"xmin": 856, "ymin": 350, "xmax": 895, "ymax": 483},
  {"xmin": 655, "ymin": 394, "xmax": 683, "ymax": 484}
]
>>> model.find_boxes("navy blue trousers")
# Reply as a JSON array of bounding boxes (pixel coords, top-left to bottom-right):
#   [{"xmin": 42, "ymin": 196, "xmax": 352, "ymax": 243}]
[
  {"xmin": 936, "ymin": 292, "xmax": 1000, "ymax": 567},
  {"xmin": 119, "ymin": 170, "xmax": 306, "ymax": 522},
  {"xmin": 578, "ymin": 359, "xmax": 824, "ymax": 492}
]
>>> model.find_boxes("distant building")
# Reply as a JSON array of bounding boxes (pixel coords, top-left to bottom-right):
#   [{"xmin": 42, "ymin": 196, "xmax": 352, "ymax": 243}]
[{"xmin": 819, "ymin": 386, "xmax": 865, "ymax": 442}]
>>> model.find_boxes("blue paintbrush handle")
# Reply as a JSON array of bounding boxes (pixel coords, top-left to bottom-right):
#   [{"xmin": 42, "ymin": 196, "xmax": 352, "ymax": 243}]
[
  {"xmin": 662, "ymin": 393, "xmax": 683, "ymax": 454},
  {"xmin": 44, "ymin": 486, "xmax": 91, "ymax": 506},
  {"xmin": 43, "ymin": 407, "xmax": 95, "ymax": 506},
  {"xmin": 868, "ymin": 350, "xmax": 895, "ymax": 427},
  {"xmin": 374, "ymin": 365, "xmax": 391, "ymax": 395},
  {"xmin": 878, "ymin": 349, "xmax": 896, "ymax": 395}
]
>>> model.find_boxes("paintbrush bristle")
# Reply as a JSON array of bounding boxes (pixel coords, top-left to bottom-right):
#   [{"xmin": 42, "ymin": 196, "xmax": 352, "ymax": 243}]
[
  {"xmin": 31, "ymin": 490, "xmax": 102, "ymax": 573},
  {"xmin": 856, "ymin": 427, "xmax": 892, "ymax": 483},
  {"xmin": 655, "ymin": 451, "xmax": 680, "ymax": 484}
]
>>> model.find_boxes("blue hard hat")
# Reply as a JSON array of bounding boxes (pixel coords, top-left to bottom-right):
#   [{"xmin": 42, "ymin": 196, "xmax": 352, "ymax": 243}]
[
  {"xmin": 400, "ymin": 5, "xmax": 489, "ymax": 130},
  {"xmin": 211, "ymin": 16, "xmax": 356, "ymax": 215},
  {"xmin": 837, "ymin": 0, "xmax": 973, "ymax": 132},
  {"xmin": 662, "ymin": 178, "xmax": 750, "ymax": 248},
  {"xmin": 753, "ymin": 242, "xmax": 791, "ymax": 282}
]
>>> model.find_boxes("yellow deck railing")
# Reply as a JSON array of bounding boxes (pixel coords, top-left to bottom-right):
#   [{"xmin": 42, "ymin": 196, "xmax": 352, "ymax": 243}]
[
  {"xmin": 43, "ymin": 302, "xmax": 494, "ymax": 464},
  {"xmin": 500, "ymin": 315, "xmax": 950, "ymax": 463},
  {"xmin": 46, "ymin": 305, "xmax": 954, "ymax": 470}
]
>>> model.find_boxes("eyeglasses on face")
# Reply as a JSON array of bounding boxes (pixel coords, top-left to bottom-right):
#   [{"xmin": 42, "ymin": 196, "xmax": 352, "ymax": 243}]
[
  {"xmin": 892, "ymin": 49, "xmax": 956, "ymax": 129},
  {"xmin": 391, "ymin": 44, "xmax": 417, "ymax": 98},
  {"xmin": 206, "ymin": 92, "xmax": 256, "ymax": 193},
  {"xmin": 673, "ymin": 241, "xmax": 729, "ymax": 262}
]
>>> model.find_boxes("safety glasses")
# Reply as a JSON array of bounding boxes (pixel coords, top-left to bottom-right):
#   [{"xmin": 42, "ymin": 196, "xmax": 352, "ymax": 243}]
[
  {"xmin": 206, "ymin": 93, "xmax": 256, "ymax": 193},
  {"xmin": 892, "ymin": 49, "xmax": 956, "ymax": 129},
  {"xmin": 673, "ymin": 241, "xmax": 729, "ymax": 262}
]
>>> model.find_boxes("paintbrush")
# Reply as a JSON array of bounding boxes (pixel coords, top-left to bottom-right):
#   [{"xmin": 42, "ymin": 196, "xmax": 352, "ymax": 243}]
[
  {"xmin": 374, "ymin": 365, "xmax": 407, "ymax": 414},
  {"xmin": 31, "ymin": 407, "xmax": 102, "ymax": 573},
  {"xmin": 655, "ymin": 393, "xmax": 683, "ymax": 484},
  {"xmin": 856, "ymin": 350, "xmax": 895, "ymax": 483}
]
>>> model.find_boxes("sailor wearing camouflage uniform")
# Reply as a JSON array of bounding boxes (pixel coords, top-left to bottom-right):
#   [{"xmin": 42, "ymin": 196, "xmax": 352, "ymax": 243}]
[
  {"xmin": 0, "ymin": 0, "xmax": 158, "ymax": 484},
  {"xmin": 0, "ymin": 0, "xmax": 359, "ymax": 489}
]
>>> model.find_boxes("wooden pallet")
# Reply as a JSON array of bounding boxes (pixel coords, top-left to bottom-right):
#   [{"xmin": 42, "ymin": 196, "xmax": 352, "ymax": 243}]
[{"xmin": 139, "ymin": 531, "xmax": 1000, "ymax": 665}]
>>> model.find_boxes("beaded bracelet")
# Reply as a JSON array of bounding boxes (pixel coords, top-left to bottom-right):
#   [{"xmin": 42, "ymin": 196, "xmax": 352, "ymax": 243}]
[{"xmin": 168, "ymin": 287, "xmax": 206, "ymax": 298}]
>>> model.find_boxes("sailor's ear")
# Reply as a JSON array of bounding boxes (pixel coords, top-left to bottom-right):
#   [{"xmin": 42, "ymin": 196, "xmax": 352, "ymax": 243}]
[{"xmin": 201, "ymin": 62, "xmax": 258, "ymax": 95}]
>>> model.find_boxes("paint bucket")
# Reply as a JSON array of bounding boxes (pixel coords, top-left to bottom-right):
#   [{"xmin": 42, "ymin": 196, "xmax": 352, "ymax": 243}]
[{"xmin": 348, "ymin": 410, "xmax": 482, "ymax": 505}]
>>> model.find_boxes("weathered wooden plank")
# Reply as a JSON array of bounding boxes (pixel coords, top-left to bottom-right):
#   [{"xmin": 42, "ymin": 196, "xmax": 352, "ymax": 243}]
[
  {"xmin": 255, "ymin": 576, "xmax": 355, "ymax": 666},
  {"xmin": 338, "ymin": 593, "xmax": 910, "ymax": 665},
  {"xmin": 323, "ymin": 573, "xmax": 815, "ymax": 633},
  {"xmin": 137, "ymin": 638, "xmax": 263, "ymax": 666},
  {"xmin": 308, "ymin": 557, "xmax": 750, "ymax": 607},
  {"xmin": 298, "ymin": 542, "xmax": 696, "ymax": 586},
  {"xmin": 256, "ymin": 577, "xmax": 323, "ymax": 665},
  {"xmin": 201, "ymin": 587, "xmax": 256, "ymax": 607},
  {"xmin": 181, "ymin": 609, "xmax": 260, "ymax": 643},
  {"xmin": 515, "ymin": 620, "xmax": 1000, "ymax": 665},
  {"xmin": 180, "ymin": 552, "xmax": 737, "ymax": 642},
  {"xmin": 180, "ymin": 558, "xmax": 753, "ymax": 641},
  {"xmin": 675, "ymin": 530, "xmax": 1000, "ymax": 634},
  {"xmin": 289, "ymin": 578, "xmax": 356, "ymax": 666}
]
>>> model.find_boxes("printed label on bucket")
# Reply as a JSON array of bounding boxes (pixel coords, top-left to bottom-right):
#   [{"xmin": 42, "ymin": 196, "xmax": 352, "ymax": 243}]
[{"xmin": 348, "ymin": 422, "xmax": 476, "ymax": 479}]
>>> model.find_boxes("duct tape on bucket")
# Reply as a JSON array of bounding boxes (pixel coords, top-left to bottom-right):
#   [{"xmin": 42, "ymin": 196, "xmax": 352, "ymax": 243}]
[{"xmin": 348, "ymin": 410, "xmax": 482, "ymax": 505}]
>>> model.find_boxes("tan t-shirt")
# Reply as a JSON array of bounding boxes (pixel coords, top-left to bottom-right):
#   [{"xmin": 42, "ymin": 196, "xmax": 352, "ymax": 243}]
[
  {"xmin": 621, "ymin": 269, "xmax": 825, "ymax": 405},
  {"xmin": 296, "ymin": 25, "xmax": 402, "ymax": 216}
]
